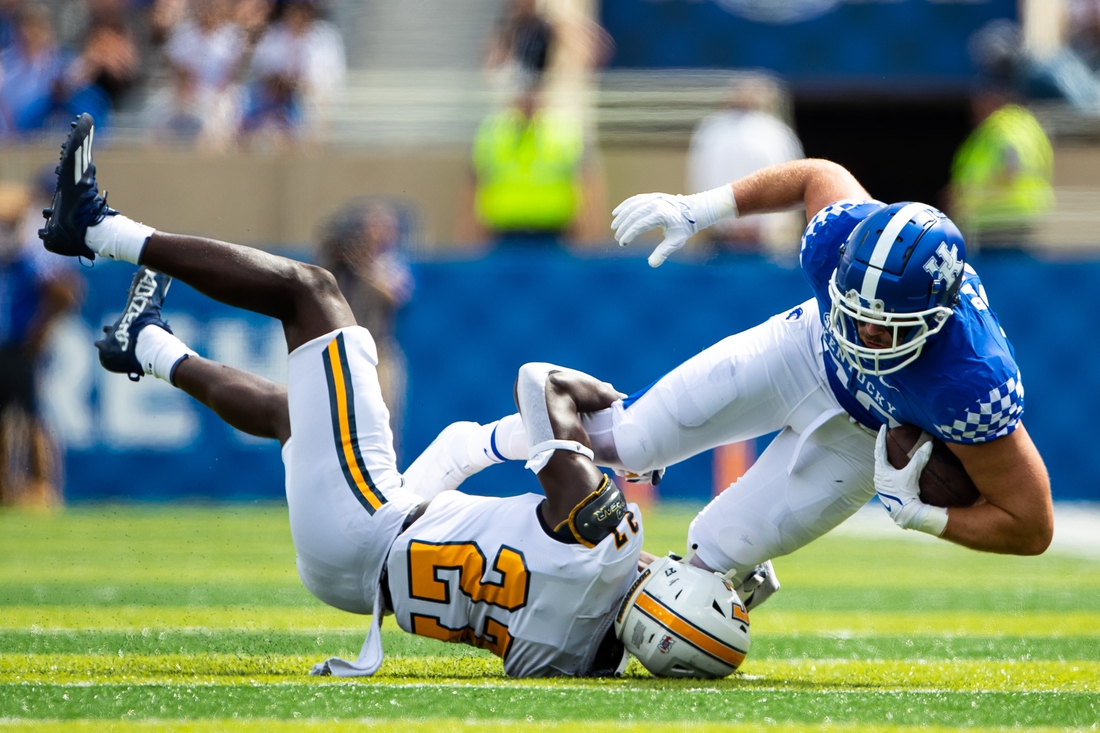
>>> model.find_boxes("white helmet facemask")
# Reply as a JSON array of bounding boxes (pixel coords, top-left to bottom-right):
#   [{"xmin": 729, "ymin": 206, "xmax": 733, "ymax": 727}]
[
  {"xmin": 827, "ymin": 270, "xmax": 953, "ymax": 376},
  {"xmin": 615, "ymin": 551, "xmax": 751, "ymax": 678}
]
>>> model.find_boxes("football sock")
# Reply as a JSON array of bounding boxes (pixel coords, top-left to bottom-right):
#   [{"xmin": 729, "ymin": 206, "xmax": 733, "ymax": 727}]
[
  {"xmin": 135, "ymin": 325, "xmax": 196, "ymax": 385},
  {"xmin": 402, "ymin": 421, "xmax": 494, "ymax": 499},
  {"xmin": 481, "ymin": 413, "xmax": 527, "ymax": 463},
  {"xmin": 86, "ymin": 215, "xmax": 155, "ymax": 264}
]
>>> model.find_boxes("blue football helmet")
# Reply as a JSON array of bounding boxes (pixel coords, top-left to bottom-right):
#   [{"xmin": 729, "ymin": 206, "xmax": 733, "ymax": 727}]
[{"xmin": 827, "ymin": 202, "xmax": 966, "ymax": 375}]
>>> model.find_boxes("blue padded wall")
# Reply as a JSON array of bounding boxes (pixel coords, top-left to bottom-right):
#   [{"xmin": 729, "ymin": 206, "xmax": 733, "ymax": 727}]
[{"xmin": 59, "ymin": 250, "xmax": 1100, "ymax": 502}]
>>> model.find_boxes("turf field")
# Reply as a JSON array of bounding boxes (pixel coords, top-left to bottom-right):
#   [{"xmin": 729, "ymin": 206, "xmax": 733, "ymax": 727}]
[{"xmin": 1, "ymin": 503, "xmax": 1098, "ymax": 732}]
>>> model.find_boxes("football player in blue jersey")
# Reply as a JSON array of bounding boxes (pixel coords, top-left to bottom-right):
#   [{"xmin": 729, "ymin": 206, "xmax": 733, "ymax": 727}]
[{"xmin": 599, "ymin": 159, "xmax": 1052, "ymax": 594}]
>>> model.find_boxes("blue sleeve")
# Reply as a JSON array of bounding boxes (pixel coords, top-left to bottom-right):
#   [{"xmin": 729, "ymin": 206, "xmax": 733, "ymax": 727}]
[
  {"xmin": 799, "ymin": 200, "xmax": 884, "ymax": 301},
  {"xmin": 932, "ymin": 371, "xmax": 1024, "ymax": 443}
]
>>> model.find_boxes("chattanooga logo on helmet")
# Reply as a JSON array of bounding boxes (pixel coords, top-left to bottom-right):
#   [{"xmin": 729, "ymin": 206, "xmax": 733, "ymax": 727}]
[{"xmin": 827, "ymin": 202, "xmax": 966, "ymax": 376}]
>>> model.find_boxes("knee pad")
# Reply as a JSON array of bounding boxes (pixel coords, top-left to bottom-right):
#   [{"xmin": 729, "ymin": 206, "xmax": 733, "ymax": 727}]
[{"xmin": 553, "ymin": 475, "xmax": 627, "ymax": 548}]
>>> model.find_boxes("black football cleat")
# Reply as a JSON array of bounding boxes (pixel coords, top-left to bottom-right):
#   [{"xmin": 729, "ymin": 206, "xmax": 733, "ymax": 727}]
[
  {"xmin": 95, "ymin": 267, "xmax": 173, "ymax": 381},
  {"xmin": 38, "ymin": 113, "xmax": 117, "ymax": 260}
]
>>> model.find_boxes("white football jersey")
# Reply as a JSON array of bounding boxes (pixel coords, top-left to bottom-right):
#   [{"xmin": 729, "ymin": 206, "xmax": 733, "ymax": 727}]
[{"xmin": 386, "ymin": 490, "xmax": 643, "ymax": 677}]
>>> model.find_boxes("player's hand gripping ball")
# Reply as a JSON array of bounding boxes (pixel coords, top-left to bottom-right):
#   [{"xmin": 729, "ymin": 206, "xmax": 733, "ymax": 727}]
[{"xmin": 885, "ymin": 425, "xmax": 981, "ymax": 508}]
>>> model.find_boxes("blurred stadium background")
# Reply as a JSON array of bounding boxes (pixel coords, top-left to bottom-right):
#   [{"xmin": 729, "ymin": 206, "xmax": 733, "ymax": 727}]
[
  {"xmin": 0, "ymin": 0, "xmax": 1098, "ymax": 511},
  {"xmin": 3, "ymin": 0, "xmax": 1100, "ymax": 729}
]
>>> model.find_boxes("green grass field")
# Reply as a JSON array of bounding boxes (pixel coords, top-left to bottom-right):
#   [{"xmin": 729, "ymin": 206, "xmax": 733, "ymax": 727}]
[{"xmin": 1, "ymin": 503, "xmax": 1098, "ymax": 732}]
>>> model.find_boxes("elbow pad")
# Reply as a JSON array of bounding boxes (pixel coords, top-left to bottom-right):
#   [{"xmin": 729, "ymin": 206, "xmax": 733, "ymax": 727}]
[{"xmin": 554, "ymin": 475, "xmax": 627, "ymax": 548}]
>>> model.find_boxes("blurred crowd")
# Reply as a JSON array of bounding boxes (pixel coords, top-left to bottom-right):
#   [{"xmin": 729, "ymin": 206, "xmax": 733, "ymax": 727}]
[{"xmin": 0, "ymin": 0, "xmax": 346, "ymax": 147}]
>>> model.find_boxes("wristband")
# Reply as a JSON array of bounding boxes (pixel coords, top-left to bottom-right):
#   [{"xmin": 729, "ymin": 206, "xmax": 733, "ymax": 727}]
[
  {"xmin": 692, "ymin": 186, "xmax": 739, "ymax": 231},
  {"xmin": 910, "ymin": 504, "xmax": 949, "ymax": 537}
]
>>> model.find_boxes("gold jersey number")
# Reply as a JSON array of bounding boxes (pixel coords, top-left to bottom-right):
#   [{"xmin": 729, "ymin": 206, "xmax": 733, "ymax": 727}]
[{"xmin": 407, "ymin": 541, "xmax": 530, "ymax": 660}]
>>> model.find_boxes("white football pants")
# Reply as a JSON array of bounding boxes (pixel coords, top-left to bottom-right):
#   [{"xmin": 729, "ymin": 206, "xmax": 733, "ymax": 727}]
[
  {"xmin": 610, "ymin": 300, "xmax": 876, "ymax": 582},
  {"xmin": 283, "ymin": 327, "xmax": 422, "ymax": 615}
]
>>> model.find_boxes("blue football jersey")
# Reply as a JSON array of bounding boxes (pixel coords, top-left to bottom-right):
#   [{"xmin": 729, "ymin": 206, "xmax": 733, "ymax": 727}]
[{"xmin": 799, "ymin": 200, "xmax": 1023, "ymax": 444}]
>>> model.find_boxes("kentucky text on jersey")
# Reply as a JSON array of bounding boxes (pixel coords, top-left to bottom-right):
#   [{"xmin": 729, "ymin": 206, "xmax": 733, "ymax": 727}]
[{"xmin": 800, "ymin": 200, "xmax": 1023, "ymax": 444}]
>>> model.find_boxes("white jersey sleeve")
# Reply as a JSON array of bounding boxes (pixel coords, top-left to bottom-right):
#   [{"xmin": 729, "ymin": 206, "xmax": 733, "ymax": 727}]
[{"xmin": 386, "ymin": 490, "xmax": 643, "ymax": 678}]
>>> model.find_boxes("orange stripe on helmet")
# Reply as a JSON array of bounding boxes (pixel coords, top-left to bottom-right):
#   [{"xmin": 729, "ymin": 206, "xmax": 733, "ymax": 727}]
[{"xmin": 635, "ymin": 592, "xmax": 746, "ymax": 669}]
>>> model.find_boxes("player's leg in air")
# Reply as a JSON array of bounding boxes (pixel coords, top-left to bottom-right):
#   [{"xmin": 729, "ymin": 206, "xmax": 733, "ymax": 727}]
[
  {"xmin": 36, "ymin": 112, "xmax": 630, "ymax": 616},
  {"xmin": 40, "ymin": 114, "xmax": 426, "ymax": 620}
]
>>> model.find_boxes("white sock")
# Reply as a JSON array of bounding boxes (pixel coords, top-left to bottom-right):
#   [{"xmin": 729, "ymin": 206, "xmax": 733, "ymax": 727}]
[
  {"xmin": 481, "ymin": 413, "xmax": 527, "ymax": 463},
  {"xmin": 135, "ymin": 325, "xmax": 196, "ymax": 385},
  {"xmin": 86, "ymin": 215, "xmax": 156, "ymax": 264}
]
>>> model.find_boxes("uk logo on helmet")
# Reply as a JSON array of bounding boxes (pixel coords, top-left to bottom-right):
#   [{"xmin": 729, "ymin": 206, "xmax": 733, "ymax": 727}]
[
  {"xmin": 658, "ymin": 635, "xmax": 676, "ymax": 654},
  {"xmin": 923, "ymin": 243, "xmax": 963, "ymax": 290}
]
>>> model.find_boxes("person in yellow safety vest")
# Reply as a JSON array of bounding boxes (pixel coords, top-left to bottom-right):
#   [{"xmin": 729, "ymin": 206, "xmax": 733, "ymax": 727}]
[
  {"xmin": 456, "ymin": 85, "xmax": 606, "ymax": 248},
  {"xmin": 949, "ymin": 87, "xmax": 1054, "ymax": 251}
]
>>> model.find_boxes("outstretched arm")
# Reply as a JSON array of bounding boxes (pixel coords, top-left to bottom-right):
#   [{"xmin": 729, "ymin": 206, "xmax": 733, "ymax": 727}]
[
  {"xmin": 730, "ymin": 159, "xmax": 869, "ymax": 224},
  {"xmin": 173, "ymin": 356, "xmax": 291, "ymax": 445},
  {"xmin": 612, "ymin": 158, "xmax": 870, "ymax": 266}
]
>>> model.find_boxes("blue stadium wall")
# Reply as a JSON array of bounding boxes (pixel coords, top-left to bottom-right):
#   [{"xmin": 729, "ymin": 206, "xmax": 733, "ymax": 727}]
[{"xmin": 55, "ymin": 249, "xmax": 1097, "ymax": 503}]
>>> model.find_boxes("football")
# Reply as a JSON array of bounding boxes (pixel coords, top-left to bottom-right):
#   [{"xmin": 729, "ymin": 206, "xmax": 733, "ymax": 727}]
[{"xmin": 885, "ymin": 425, "xmax": 982, "ymax": 508}]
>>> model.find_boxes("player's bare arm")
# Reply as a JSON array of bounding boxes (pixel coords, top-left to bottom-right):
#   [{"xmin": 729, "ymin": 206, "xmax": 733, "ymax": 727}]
[
  {"xmin": 610, "ymin": 158, "xmax": 870, "ymax": 266},
  {"xmin": 943, "ymin": 424, "xmax": 1053, "ymax": 555},
  {"xmin": 729, "ymin": 159, "xmax": 869, "ymax": 224}
]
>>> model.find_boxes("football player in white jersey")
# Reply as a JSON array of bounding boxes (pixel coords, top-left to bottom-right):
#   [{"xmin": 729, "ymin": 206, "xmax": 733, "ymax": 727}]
[
  {"xmin": 39, "ymin": 114, "xmax": 751, "ymax": 679},
  {"xmin": 441, "ymin": 158, "xmax": 1053, "ymax": 607}
]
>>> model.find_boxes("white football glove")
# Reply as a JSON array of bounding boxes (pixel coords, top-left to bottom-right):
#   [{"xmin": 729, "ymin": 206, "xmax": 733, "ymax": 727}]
[
  {"xmin": 873, "ymin": 426, "xmax": 948, "ymax": 536},
  {"xmin": 611, "ymin": 186, "xmax": 737, "ymax": 267}
]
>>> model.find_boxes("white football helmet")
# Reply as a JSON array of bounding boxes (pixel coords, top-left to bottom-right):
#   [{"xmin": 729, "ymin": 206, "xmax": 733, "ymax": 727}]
[{"xmin": 615, "ymin": 554, "xmax": 751, "ymax": 678}]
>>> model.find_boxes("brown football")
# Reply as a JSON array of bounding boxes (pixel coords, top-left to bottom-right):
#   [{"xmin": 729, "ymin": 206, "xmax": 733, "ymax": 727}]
[{"xmin": 885, "ymin": 424, "xmax": 982, "ymax": 508}]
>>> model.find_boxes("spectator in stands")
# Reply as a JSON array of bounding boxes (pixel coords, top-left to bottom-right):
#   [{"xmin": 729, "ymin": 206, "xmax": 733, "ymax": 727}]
[
  {"xmin": 154, "ymin": 0, "xmax": 248, "ymax": 145},
  {"xmin": 485, "ymin": 0, "xmax": 612, "ymax": 78},
  {"xmin": 948, "ymin": 84, "xmax": 1055, "ymax": 252},
  {"xmin": 316, "ymin": 199, "xmax": 414, "ymax": 457},
  {"xmin": 66, "ymin": 0, "xmax": 140, "ymax": 109},
  {"xmin": 0, "ymin": 4, "xmax": 67, "ymax": 131},
  {"xmin": 142, "ymin": 62, "xmax": 240, "ymax": 149},
  {"xmin": 1068, "ymin": 0, "xmax": 1100, "ymax": 71},
  {"xmin": 486, "ymin": 0, "xmax": 555, "ymax": 81},
  {"xmin": 969, "ymin": 18, "xmax": 1099, "ymax": 111},
  {"xmin": 163, "ymin": 0, "xmax": 246, "ymax": 92},
  {"xmin": 686, "ymin": 75, "xmax": 804, "ymax": 257},
  {"xmin": 0, "ymin": 0, "xmax": 20, "ymax": 53},
  {"xmin": 243, "ymin": 0, "xmax": 345, "ymax": 145},
  {"xmin": 0, "ymin": 3, "xmax": 111, "ymax": 135},
  {"xmin": 0, "ymin": 181, "xmax": 81, "ymax": 506}
]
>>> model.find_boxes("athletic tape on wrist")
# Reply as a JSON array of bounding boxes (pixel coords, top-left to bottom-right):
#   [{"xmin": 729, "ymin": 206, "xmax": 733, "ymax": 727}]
[
  {"xmin": 914, "ymin": 504, "xmax": 949, "ymax": 537},
  {"xmin": 526, "ymin": 439, "xmax": 594, "ymax": 473}
]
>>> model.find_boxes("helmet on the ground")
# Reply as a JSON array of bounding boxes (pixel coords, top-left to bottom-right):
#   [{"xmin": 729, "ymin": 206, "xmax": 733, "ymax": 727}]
[
  {"xmin": 615, "ymin": 554, "xmax": 751, "ymax": 678},
  {"xmin": 827, "ymin": 202, "xmax": 966, "ymax": 375}
]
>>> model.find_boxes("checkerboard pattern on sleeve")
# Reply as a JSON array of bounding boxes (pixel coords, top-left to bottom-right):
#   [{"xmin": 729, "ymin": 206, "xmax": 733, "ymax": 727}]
[{"xmin": 936, "ymin": 373, "xmax": 1024, "ymax": 443}]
